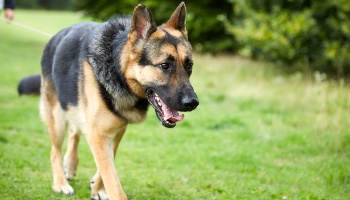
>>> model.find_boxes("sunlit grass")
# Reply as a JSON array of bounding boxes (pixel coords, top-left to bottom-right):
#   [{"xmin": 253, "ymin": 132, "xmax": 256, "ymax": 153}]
[{"xmin": 1, "ymin": 10, "xmax": 350, "ymax": 200}]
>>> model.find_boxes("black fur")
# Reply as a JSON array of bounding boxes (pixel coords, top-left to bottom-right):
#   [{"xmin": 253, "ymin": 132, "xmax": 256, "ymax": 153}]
[
  {"xmin": 41, "ymin": 22, "xmax": 97, "ymax": 109},
  {"xmin": 138, "ymin": 50, "xmax": 152, "ymax": 66},
  {"xmin": 87, "ymin": 18, "xmax": 131, "ymax": 95},
  {"xmin": 162, "ymin": 29, "xmax": 181, "ymax": 46}
]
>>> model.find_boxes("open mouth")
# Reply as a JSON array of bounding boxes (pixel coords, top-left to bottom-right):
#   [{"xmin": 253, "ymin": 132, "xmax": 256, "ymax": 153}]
[{"xmin": 146, "ymin": 89, "xmax": 184, "ymax": 128}]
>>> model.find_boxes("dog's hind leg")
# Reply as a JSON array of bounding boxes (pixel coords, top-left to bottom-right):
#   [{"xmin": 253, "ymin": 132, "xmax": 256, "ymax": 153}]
[
  {"xmin": 40, "ymin": 89, "xmax": 74, "ymax": 196},
  {"xmin": 49, "ymin": 106, "xmax": 74, "ymax": 195},
  {"xmin": 64, "ymin": 128, "xmax": 80, "ymax": 181}
]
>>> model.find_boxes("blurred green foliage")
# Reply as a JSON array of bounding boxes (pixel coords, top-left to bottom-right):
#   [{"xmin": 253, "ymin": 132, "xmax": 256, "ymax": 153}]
[
  {"xmin": 75, "ymin": 0, "xmax": 350, "ymax": 76},
  {"xmin": 16, "ymin": 0, "xmax": 350, "ymax": 76},
  {"xmin": 222, "ymin": 0, "xmax": 350, "ymax": 76},
  {"xmin": 74, "ymin": 0, "xmax": 237, "ymax": 53}
]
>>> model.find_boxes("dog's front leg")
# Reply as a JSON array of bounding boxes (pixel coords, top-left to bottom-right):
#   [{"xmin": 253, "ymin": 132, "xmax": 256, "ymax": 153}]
[{"xmin": 87, "ymin": 127, "xmax": 128, "ymax": 200}]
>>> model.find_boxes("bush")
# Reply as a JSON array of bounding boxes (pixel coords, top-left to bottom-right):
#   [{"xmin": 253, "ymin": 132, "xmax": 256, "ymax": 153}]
[
  {"xmin": 74, "ymin": 0, "xmax": 237, "ymax": 53},
  {"xmin": 222, "ymin": 0, "xmax": 350, "ymax": 76},
  {"xmin": 16, "ymin": 0, "xmax": 38, "ymax": 9}
]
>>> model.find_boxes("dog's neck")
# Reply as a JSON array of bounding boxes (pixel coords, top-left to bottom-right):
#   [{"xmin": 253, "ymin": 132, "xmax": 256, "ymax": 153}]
[{"xmin": 86, "ymin": 17, "xmax": 149, "ymax": 123}]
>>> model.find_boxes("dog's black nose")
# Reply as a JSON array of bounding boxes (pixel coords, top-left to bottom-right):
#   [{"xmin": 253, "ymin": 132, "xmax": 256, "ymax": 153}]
[{"xmin": 182, "ymin": 96, "xmax": 199, "ymax": 111}]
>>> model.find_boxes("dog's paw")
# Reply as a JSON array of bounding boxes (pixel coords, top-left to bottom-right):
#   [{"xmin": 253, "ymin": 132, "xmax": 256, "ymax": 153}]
[
  {"xmin": 90, "ymin": 189, "xmax": 109, "ymax": 200},
  {"xmin": 52, "ymin": 184, "xmax": 74, "ymax": 196},
  {"xmin": 64, "ymin": 155, "xmax": 78, "ymax": 180},
  {"xmin": 64, "ymin": 166, "xmax": 76, "ymax": 181},
  {"xmin": 89, "ymin": 179, "xmax": 127, "ymax": 200},
  {"xmin": 90, "ymin": 180, "xmax": 108, "ymax": 200}
]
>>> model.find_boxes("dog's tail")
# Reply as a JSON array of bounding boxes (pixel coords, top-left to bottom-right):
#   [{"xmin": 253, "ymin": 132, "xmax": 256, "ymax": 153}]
[{"xmin": 18, "ymin": 74, "xmax": 41, "ymax": 96}]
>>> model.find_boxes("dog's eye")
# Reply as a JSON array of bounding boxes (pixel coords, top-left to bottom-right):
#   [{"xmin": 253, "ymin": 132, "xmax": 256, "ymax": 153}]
[{"xmin": 160, "ymin": 63, "xmax": 170, "ymax": 70}]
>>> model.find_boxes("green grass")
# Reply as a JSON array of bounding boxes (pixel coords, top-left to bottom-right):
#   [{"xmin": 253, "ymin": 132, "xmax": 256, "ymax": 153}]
[{"xmin": 1, "ymin": 10, "xmax": 350, "ymax": 200}]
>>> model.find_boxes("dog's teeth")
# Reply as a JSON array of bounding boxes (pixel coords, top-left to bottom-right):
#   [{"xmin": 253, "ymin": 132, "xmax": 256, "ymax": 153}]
[
  {"xmin": 155, "ymin": 96, "xmax": 162, "ymax": 107},
  {"xmin": 164, "ymin": 120, "xmax": 174, "ymax": 126}
]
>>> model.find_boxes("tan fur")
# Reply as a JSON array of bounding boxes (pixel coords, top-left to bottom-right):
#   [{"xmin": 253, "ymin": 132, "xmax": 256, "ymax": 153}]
[
  {"xmin": 149, "ymin": 28, "xmax": 166, "ymax": 38},
  {"xmin": 63, "ymin": 128, "xmax": 80, "ymax": 180},
  {"xmin": 160, "ymin": 27, "xmax": 183, "ymax": 38},
  {"xmin": 125, "ymin": 63, "xmax": 168, "ymax": 89},
  {"xmin": 121, "ymin": 50, "xmax": 149, "ymax": 98}
]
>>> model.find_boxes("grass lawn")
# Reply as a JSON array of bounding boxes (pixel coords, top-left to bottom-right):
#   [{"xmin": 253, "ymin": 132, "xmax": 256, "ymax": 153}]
[{"xmin": 1, "ymin": 10, "xmax": 350, "ymax": 200}]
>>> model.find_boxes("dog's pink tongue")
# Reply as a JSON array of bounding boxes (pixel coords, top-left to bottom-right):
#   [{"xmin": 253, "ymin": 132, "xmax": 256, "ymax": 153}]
[
  {"xmin": 161, "ymin": 99, "xmax": 184, "ymax": 123},
  {"xmin": 166, "ymin": 111, "xmax": 184, "ymax": 123}
]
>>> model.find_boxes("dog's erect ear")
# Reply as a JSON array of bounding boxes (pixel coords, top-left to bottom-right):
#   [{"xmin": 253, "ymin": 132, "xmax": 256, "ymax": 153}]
[
  {"xmin": 129, "ymin": 4, "xmax": 157, "ymax": 46},
  {"xmin": 164, "ymin": 2, "xmax": 187, "ymax": 36}
]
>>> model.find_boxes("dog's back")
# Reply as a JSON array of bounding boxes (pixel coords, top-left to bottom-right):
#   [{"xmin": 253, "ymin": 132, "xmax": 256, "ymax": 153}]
[{"xmin": 41, "ymin": 22, "xmax": 98, "ymax": 109}]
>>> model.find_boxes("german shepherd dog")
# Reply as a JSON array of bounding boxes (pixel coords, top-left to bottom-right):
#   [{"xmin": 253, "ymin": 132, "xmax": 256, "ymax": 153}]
[{"xmin": 40, "ymin": 2, "xmax": 198, "ymax": 199}]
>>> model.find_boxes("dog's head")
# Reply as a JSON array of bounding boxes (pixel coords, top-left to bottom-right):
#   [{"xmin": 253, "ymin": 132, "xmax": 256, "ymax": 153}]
[{"xmin": 122, "ymin": 2, "xmax": 199, "ymax": 128}]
